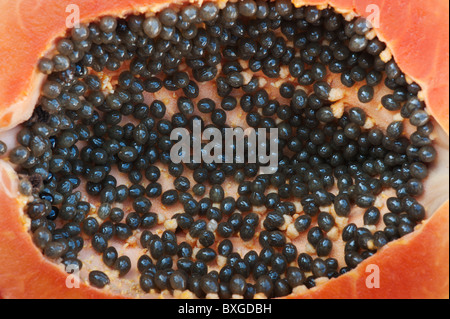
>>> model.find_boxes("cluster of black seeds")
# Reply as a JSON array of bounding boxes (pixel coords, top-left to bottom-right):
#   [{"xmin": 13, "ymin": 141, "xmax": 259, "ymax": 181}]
[{"xmin": 4, "ymin": 0, "xmax": 438, "ymax": 298}]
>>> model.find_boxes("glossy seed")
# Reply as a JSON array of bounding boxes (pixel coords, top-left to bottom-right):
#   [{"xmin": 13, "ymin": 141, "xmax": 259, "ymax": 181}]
[
  {"xmin": 358, "ymin": 85, "xmax": 374, "ymax": 103},
  {"xmin": 143, "ymin": 17, "xmax": 162, "ymax": 38},
  {"xmin": 89, "ymin": 270, "xmax": 110, "ymax": 288}
]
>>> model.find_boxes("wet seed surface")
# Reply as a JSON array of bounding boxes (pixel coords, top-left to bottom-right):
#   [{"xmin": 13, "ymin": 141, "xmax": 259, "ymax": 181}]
[{"xmin": 0, "ymin": 0, "xmax": 438, "ymax": 299}]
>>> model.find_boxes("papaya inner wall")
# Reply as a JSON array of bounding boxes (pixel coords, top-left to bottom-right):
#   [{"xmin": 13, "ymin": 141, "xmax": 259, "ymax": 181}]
[{"xmin": 420, "ymin": 123, "xmax": 449, "ymax": 217}]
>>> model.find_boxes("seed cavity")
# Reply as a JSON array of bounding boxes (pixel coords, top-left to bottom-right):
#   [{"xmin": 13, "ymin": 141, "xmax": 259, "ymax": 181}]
[{"xmin": 0, "ymin": 0, "xmax": 437, "ymax": 299}]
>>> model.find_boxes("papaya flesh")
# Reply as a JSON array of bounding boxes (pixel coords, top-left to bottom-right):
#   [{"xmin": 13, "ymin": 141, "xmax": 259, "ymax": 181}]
[{"xmin": 0, "ymin": 0, "xmax": 448, "ymax": 299}]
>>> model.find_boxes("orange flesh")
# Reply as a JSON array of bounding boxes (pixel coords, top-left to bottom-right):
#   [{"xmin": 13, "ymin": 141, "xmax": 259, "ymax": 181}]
[{"xmin": 0, "ymin": 0, "xmax": 448, "ymax": 299}]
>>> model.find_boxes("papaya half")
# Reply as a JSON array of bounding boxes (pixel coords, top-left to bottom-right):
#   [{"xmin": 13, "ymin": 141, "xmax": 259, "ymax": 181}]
[{"xmin": 0, "ymin": 0, "xmax": 448, "ymax": 299}]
